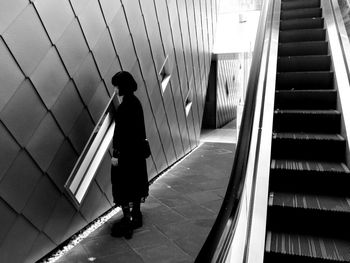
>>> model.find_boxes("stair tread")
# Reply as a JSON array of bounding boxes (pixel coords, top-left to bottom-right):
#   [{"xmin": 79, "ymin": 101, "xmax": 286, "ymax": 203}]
[
  {"xmin": 281, "ymin": 7, "xmax": 322, "ymax": 20},
  {"xmin": 281, "ymin": 0, "xmax": 320, "ymax": 11},
  {"xmin": 278, "ymin": 41, "xmax": 329, "ymax": 56},
  {"xmin": 280, "ymin": 17, "xmax": 324, "ymax": 30},
  {"xmin": 276, "ymin": 89, "xmax": 336, "ymax": 93},
  {"xmin": 266, "ymin": 231, "xmax": 350, "ymax": 262},
  {"xmin": 275, "ymin": 109, "xmax": 340, "ymax": 114},
  {"xmin": 273, "ymin": 133, "xmax": 344, "ymax": 141},
  {"xmin": 277, "ymin": 70, "xmax": 333, "ymax": 74},
  {"xmin": 280, "ymin": 28, "xmax": 325, "ymax": 33},
  {"xmin": 278, "ymin": 54, "xmax": 329, "ymax": 59},
  {"xmin": 279, "ymin": 40, "xmax": 328, "ymax": 46},
  {"xmin": 271, "ymin": 159, "xmax": 350, "ymax": 173},
  {"xmin": 269, "ymin": 192, "xmax": 350, "ymax": 212}
]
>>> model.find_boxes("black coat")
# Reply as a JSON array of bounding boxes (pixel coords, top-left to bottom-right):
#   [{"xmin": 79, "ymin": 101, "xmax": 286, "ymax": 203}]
[{"xmin": 111, "ymin": 94, "xmax": 149, "ymax": 205}]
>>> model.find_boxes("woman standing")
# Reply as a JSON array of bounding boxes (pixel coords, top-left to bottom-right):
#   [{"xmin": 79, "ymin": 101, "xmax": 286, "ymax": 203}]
[{"xmin": 110, "ymin": 71, "xmax": 149, "ymax": 239}]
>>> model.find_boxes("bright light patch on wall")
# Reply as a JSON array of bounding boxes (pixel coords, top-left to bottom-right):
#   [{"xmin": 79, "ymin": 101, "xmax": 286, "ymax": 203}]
[
  {"xmin": 40, "ymin": 207, "xmax": 121, "ymax": 263},
  {"xmin": 65, "ymin": 105, "xmax": 115, "ymax": 207},
  {"xmin": 159, "ymin": 55, "xmax": 171, "ymax": 93},
  {"xmin": 185, "ymin": 86, "xmax": 193, "ymax": 116}
]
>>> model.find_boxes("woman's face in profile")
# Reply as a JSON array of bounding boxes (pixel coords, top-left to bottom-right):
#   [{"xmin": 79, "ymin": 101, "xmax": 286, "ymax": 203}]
[{"xmin": 115, "ymin": 86, "xmax": 124, "ymax": 97}]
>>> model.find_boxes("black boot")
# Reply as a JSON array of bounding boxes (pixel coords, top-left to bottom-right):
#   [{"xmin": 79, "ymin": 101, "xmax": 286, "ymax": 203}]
[
  {"xmin": 131, "ymin": 211, "xmax": 143, "ymax": 229},
  {"xmin": 111, "ymin": 217, "xmax": 128, "ymax": 237},
  {"xmin": 131, "ymin": 202, "xmax": 143, "ymax": 229},
  {"xmin": 111, "ymin": 205, "xmax": 133, "ymax": 239},
  {"xmin": 123, "ymin": 216, "xmax": 133, "ymax": 239}
]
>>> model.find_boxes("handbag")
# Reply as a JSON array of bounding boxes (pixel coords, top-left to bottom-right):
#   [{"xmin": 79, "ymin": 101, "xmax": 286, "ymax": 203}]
[{"xmin": 143, "ymin": 139, "xmax": 151, "ymax": 158}]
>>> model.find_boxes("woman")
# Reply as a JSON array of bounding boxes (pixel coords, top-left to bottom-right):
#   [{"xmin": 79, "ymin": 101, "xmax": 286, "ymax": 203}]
[{"xmin": 110, "ymin": 71, "xmax": 149, "ymax": 239}]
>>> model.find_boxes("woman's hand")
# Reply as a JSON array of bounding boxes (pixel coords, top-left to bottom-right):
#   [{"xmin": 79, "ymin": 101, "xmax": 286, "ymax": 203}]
[{"xmin": 111, "ymin": 157, "xmax": 118, "ymax": 166}]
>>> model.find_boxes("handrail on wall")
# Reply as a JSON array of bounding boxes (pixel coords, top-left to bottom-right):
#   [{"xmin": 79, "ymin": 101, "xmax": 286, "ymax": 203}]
[
  {"xmin": 64, "ymin": 92, "xmax": 117, "ymax": 208},
  {"xmin": 195, "ymin": 0, "xmax": 275, "ymax": 261}
]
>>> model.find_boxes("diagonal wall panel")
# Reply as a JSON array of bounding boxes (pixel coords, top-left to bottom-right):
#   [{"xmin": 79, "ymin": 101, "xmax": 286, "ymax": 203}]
[{"xmin": 0, "ymin": 0, "xmax": 219, "ymax": 261}]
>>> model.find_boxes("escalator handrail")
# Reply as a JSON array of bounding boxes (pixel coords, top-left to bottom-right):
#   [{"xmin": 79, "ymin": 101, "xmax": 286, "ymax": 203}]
[{"xmin": 195, "ymin": 0, "xmax": 274, "ymax": 261}]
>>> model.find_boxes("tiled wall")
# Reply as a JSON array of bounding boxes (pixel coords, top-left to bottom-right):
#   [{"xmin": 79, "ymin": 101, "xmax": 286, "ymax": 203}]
[
  {"xmin": 0, "ymin": 0, "xmax": 218, "ymax": 262},
  {"xmin": 338, "ymin": 0, "xmax": 350, "ymax": 36},
  {"xmin": 216, "ymin": 53, "xmax": 245, "ymax": 128},
  {"xmin": 201, "ymin": 53, "xmax": 247, "ymax": 129}
]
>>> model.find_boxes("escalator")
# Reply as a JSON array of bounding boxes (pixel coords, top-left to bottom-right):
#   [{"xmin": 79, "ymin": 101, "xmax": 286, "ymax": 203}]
[
  {"xmin": 265, "ymin": 0, "xmax": 350, "ymax": 262},
  {"xmin": 195, "ymin": 0, "xmax": 350, "ymax": 261}
]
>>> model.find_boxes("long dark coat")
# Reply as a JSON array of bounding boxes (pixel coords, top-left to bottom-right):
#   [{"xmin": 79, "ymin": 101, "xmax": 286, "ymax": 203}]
[{"xmin": 111, "ymin": 94, "xmax": 149, "ymax": 205}]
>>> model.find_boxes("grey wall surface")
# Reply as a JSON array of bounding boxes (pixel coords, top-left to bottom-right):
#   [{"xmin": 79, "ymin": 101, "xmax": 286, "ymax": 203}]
[
  {"xmin": 216, "ymin": 54, "xmax": 243, "ymax": 128},
  {"xmin": 0, "ymin": 0, "xmax": 218, "ymax": 262},
  {"xmin": 202, "ymin": 53, "xmax": 245, "ymax": 129}
]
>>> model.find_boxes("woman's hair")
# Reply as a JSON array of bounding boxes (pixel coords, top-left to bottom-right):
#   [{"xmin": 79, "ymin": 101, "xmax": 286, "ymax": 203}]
[{"xmin": 111, "ymin": 71, "xmax": 137, "ymax": 93}]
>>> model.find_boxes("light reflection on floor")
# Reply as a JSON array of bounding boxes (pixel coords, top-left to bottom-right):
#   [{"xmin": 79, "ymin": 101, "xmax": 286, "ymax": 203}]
[{"xmin": 200, "ymin": 120, "xmax": 238, "ymax": 144}]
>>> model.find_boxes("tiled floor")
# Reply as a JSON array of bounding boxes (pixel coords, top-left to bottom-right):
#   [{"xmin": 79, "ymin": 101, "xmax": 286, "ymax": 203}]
[{"xmin": 54, "ymin": 124, "xmax": 236, "ymax": 263}]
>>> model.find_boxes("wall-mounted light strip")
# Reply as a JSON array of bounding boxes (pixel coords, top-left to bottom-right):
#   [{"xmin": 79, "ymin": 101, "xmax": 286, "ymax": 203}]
[
  {"xmin": 185, "ymin": 81, "xmax": 193, "ymax": 116},
  {"xmin": 159, "ymin": 55, "xmax": 171, "ymax": 93},
  {"xmin": 65, "ymin": 96, "xmax": 116, "ymax": 207}
]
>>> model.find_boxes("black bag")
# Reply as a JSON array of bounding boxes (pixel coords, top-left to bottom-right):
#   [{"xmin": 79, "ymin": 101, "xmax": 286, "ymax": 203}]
[{"xmin": 143, "ymin": 139, "xmax": 151, "ymax": 158}]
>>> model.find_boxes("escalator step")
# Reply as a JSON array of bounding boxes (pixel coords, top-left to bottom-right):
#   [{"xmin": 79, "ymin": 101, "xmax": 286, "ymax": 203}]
[
  {"xmin": 278, "ymin": 41, "xmax": 328, "ymax": 56},
  {"xmin": 277, "ymin": 55, "xmax": 331, "ymax": 72},
  {"xmin": 281, "ymin": 0, "xmax": 320, "ymax": 11},
  {"xmin": 271, "ymin": 159, "xmax": 350, "ymax": 173},
  {"xmin": 269, "ymin": 192, "xmax": 350, "ymax": 213},
  {"xmin": 267, "ymin": 192, "xmax": 350, "ymax": 238},
  {"xmin": 276, "ymin": 71, "xmax": 333, "ymax": 89},
  {"xmin": 270, "ymin": 159, "xmax": 350, "ymax": 195},
  {"xmin": 280, "ymin": 17, "xmax": 324, "ymax": 30},
  {"xmin": 279, "ymin": 28, "xmax": 326, "ymax": 43},
  {"xmin": 271, "ymin": 133, "xmax": 345, "ymax": 161},
  {"xmin": 265, "ymin": 232, "xmax": 350, "ymax": 262},
  {"xmin": 274, "ymin": 109, "xmax": 341, "ymax": 133},
  {"xmin": 281, "ymin": 7, "xmax": 322, "ymax": 20},
  {"xmin": 275, "ymin": 89, "xmax": 337, "ymax": 110}
]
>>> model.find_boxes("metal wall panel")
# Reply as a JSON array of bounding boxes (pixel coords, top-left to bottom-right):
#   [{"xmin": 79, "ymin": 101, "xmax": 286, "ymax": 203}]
[
  {"xmin": 51, "ymin": 80, "xmax": 84, "ymax": 135},
  {"xmin": 0, "ymin": 199, "xmax": 16, "ymax": 245},
  {"xmin": 0, "ymin": 123, "xmax": 20, "ymax": 182},
  {"xmin": 88, "ymin": 82, "xmax": 110, "ymax": 123},
  {"xmin": 26, "ymin": 233, "xmax": 56, "ymax": 263},
  {"xmin": 92, "ymin": 29, "xmax": 116, "ymax": 78},
  {"xmin": 68, "ymin": 109, "xmax": 94, "ymax": 153},
  {"xmin": 99, "ymin": 0, "xmax": 122, "ymax": 24},
  {"xmin": 22, "ymin": 176, "xmax": 60, "ymax": 231},
  {"xmin": 109, "ymin": 9, "xmax": 137, "ymax": 71},
  {"xmin": 56, "ymin": 19, "xmax": 89, "ymax": 76},
  {"xmin": 0, "ymin": 38, "xmax": 24, "ymax": 112},
  {"xmin": 139, "ymin": 0, "xmax": 166, "ymax": 72},
  {"xmin": 47, "ymin": 140, "xmax": 78, "ymax": 192},
  {"xmin": 177, "ymin": 0, "xmax": 194, "ymax": 83},
  {"xmin": 216, "ymin": 56, "xmax": 243, "ymax": 128},
  {"xmin": 153, "ymin": 0, "xmax": 186, "ymax": 158},
  {"xmin": 78, "ymin": 0, "xmax": 106, "ymax": 49},
  {"xmin": 0, "ymin": 0, "xmax": 28, "ymax": 34},
  {"xmin": 31, "ymin": 48, "xmax": 70, "ymax": 109},
  {"xmin": 0, "ymin": 151, "xmax": 43, "ymax": 213},
  {"xmin": 42, "ymin": 195, "xmax": 76, "ymax": 244},
  {"xmin": 26, "ymin": 114, "xmax": 64, "ymax": 171},
  {"xmin": 33, "ymin": 0, "xmax": 74, "ymax": 43},
  {"xmin": 0, "ymin": 216, "xmax": 39, "ymax": 263},
  {"xmin": 0, "ymin": 80, "xmax": 47, "ymax": 146},
  {"xmin": 3, "ymin": 5, "xmax": 51, "ymax": 76},
  {"xmin": 0, "ymin": 0, "xmax": 218, "ymax": 261},
  {"xmin": 73, "ymin": 54, "xmax": 101, "ymax": 106}
]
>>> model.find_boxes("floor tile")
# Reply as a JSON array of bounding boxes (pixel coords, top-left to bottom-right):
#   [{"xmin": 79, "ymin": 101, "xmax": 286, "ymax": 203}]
[
  {"xmin": 47, "ymin": 129, "xmax": 236, "ymax": 263},
  {"xmin": 136, "ymin": 243, "xmax": 193, "ymax": 263}
]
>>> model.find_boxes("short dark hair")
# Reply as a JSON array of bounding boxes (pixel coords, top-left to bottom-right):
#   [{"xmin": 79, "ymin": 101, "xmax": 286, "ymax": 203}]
[{"xmin": 111, "ymin": 71, "xmax": 137, "ymax": 93}]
